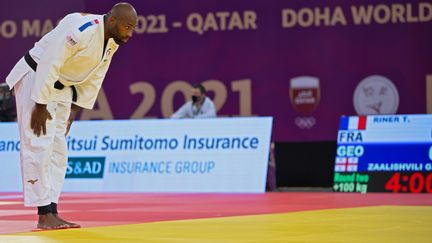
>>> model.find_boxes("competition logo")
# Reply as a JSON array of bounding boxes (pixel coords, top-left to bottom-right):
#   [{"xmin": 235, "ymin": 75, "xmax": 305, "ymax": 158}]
[
  {"xmin": 105, "ymin": 48, "xmax": 111, "ymax": 57},
  {"xmin": 66, "ymin": 157, "xmax": 105, "ymax": 179},
  {"xmin": 289, "ymin": 76, "xmax": 320, "ymax": 129},
  {"xmin": 103, "ymin": 48, "xmax": 112, "ymax": 62},
  {"xmin": 290, "ymin": 76, "xmax": 320, "ymax": 114},
  {"xmin": 103, "ymin": 43, "xmax": 117, "ymax": 61},
  {"xmin": 353, "ymin": 75, "xmax": 399, "ymax": 115}
]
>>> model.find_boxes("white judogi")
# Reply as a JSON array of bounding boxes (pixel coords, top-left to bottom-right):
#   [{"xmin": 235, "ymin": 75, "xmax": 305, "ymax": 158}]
[{"xmin": 6, "ymin": 13, "xmax": 118, "ymax": 206}]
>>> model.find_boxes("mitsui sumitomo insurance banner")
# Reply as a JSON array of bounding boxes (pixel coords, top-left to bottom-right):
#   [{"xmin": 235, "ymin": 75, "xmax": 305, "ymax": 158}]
[{"xmin": 0, "ymin": 117, "xmax": 272, "ymax": 192}]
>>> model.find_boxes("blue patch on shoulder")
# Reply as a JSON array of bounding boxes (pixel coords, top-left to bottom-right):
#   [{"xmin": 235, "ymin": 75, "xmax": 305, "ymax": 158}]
[
  {"xmin": 79, "ymin": 22, "xmax": 92, "ymax": 32},
  {"xmin": 78, "ymin": 19, "xmax": 99, "ymax": 32}
]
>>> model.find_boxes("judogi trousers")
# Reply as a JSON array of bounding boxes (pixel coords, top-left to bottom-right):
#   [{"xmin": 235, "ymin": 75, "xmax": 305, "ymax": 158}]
[{"xmin": 14, "ymin": 71, "xmax": 71, "ymax": 207}]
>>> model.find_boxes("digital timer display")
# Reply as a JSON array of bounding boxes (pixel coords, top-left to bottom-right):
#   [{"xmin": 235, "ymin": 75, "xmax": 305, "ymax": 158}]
[{"xmin": 333, "ymin": 115, "xmax": 432, "ymax": 193}]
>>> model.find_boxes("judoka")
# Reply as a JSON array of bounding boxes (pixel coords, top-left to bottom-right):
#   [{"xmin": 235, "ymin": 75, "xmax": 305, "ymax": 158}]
[{"xmin": 5, "ymin": 2, "xmax": 137, "ymax": 230}]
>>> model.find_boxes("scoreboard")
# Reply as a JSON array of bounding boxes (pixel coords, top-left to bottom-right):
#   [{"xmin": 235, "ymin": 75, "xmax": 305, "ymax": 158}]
[{"xmin": 333, "ymin": 114, "xmax": 432, "ymax": 193}]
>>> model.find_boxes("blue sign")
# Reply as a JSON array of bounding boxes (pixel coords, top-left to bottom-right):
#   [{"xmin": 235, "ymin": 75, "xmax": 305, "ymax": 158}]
[{"xmin": 334, "ymin": 114, "xmax": 432, "ymax": 193}]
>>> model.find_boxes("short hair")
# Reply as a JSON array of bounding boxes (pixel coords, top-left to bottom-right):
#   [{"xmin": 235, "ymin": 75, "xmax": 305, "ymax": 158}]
[{"xmin": 193, "ymin": 83, "xmax": 206, "ymax": 94}]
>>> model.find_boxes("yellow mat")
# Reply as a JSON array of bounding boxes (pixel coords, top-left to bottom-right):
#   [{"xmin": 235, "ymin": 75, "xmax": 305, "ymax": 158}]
[{"xmin": 2, "ymin": 206, "xmax": 431, "ymax": 243}]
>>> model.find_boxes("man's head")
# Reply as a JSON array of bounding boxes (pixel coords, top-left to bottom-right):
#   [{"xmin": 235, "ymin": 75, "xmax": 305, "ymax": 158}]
[
  {"xmin": 105, "ymin": 2, "xmax": 138, "ymax": 45},
  {"xmin": 191, "ymin": 83, "xmax": 206, "ymax": 104}
]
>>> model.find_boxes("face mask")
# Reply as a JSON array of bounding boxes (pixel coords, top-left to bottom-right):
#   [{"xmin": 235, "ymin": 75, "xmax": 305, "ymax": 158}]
[{"xmin": 192, "ymin": 95, "xmax": 200, "ymax": 103}]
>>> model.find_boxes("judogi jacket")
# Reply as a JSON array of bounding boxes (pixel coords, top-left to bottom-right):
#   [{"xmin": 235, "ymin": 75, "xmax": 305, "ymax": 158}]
[{"xmin": 6, "ymin": 13, "xmax": 118, "ymax": 109}]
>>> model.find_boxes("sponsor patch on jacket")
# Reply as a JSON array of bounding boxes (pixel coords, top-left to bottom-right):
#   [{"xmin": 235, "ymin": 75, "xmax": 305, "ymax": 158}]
[
  {"xmin": 66, "ymin": 34, "xmax": 79, "ymax": 47},
  {"xmin": 79, "ymin": 19, "xmax": 99, "ymax": 32}
]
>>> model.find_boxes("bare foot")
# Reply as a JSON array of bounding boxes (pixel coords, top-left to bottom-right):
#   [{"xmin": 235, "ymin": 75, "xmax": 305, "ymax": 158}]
[
  {"xmin": 54, "ymin": 214, "xmax": 81, "ymax": 228},
  {"xmin": 37, "ymin": 213, "xmax": 69, "ymax": 230}
]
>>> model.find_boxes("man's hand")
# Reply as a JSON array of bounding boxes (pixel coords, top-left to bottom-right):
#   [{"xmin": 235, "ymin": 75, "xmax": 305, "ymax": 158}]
[
  {"xmin": 30, "ymin": 103, "xmax": 52, "ymax": 137},
  {"xmin": 65, "ymin": 104, "xmax": 81, "ymax": 135}
]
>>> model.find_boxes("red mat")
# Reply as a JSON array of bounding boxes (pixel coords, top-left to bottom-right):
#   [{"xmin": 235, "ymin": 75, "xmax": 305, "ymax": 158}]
[{"xmin": 1, "ymin": 192, "xmax": 431, "ymax": 234}]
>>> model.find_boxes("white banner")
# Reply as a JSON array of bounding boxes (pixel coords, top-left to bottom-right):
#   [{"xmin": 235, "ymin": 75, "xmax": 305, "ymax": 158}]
[{"xmin": 0, "ymin": 117, "xmax": 272, "ymax": 193}]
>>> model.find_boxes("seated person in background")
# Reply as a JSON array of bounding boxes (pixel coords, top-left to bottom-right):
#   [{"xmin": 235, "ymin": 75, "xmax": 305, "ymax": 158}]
[{"xmin": 171, "ymin": 83, "xmax": 216, "ymax": 119}]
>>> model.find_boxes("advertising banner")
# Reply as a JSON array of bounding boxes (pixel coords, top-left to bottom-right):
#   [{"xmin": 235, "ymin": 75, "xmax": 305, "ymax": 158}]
[
  {"xmin": 0, "ymin": 117, "xmax": 272, "ymax": 192},
  {"xmin": 1, "ymin": 0, "xmax": 431, "ymax": 141}
]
